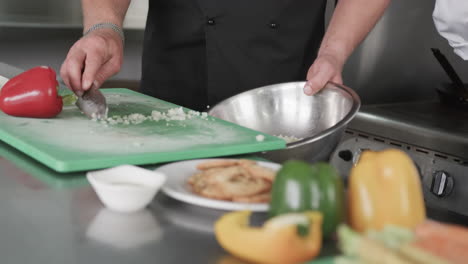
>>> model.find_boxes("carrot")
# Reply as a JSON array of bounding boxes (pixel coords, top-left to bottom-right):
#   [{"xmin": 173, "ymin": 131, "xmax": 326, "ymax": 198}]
[
  {"xmin": 412, "ymin": 220, "xmax": 468, "ymax": 264},
  {"xmin": 415, "ymin": 220, "xmax": 468, "ymax": 246}
]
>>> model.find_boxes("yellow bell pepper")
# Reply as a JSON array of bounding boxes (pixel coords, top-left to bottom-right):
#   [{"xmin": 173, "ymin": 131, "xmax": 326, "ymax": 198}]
[
  {"xmin": 348, "ymin": 149, "xmax": 426, "ymax": 232},
  {"xmin": 214, "ymin": 211, "xmax": 323, "ymax": 264}
]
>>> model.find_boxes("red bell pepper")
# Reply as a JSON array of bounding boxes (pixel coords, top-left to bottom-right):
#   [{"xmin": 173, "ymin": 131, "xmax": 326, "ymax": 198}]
[{"xmin": 0, "ymin": 66, "xmax": 63, "ymax": 118}]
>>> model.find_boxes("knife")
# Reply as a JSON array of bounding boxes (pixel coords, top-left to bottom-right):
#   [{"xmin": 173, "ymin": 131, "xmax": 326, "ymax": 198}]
[
  {"xmin": 75, "ymin": 83, "xmax": 108, "ymax": 120},
  {"xmin": 431, "ymin": 48, "xmax": 468, "ymax": 98},
  {"xmin": 58, "ymin": 78, "xmax": 108, "ymax": 120}
]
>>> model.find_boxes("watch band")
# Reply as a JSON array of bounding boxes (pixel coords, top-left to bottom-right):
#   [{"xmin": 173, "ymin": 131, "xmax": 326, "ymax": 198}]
[{"xmin": 83, "ymin": 22, "xmax": 125, "ymax": 43}]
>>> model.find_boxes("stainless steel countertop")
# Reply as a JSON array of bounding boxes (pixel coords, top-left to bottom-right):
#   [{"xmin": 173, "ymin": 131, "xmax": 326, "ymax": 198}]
[
  {"xmin": 0, "ymin": 140, "xmax": 341, "ymax": 264},
  {"xmin": 0, "ymin": 147, "xmax": 223, "ymax": 264},
  {"xmin": 2, "ymin": 139, "xmax": 468, "ymax": 264}
]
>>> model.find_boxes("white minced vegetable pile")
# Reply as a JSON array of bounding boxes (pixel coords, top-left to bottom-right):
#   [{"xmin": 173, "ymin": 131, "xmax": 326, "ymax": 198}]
[
  {"xmin": 94, "ymin": 107, "xmax": 209, "ymax": 125},
  {"xmin": 93, "ymin": 106, "xmax": 301, "ymax": 143}
]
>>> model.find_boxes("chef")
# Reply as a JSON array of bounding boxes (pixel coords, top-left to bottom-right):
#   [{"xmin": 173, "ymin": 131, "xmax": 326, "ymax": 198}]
[
  {"xmin": 433, "ymin": 0, "xmax": 468, "ymax": 60},
  {"xmin": 61, "ymin": 0, "xmax": 390, "ymax": 111}
]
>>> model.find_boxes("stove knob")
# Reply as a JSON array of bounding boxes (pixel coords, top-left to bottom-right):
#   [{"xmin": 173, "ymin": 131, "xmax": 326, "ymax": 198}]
[{"xmin": 430, "ymin": 171, "xmax": 454, "ymax": 197}]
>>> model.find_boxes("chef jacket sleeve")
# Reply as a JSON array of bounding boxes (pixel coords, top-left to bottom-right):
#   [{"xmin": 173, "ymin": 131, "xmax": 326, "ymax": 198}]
[{"xmin": 433, "ymin": 0, "xmax": 468, "ymax": 60}]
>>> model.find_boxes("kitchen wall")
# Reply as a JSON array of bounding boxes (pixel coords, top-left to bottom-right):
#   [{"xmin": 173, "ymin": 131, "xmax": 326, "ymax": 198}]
[
  {"xmin": 0, "ymin": 0, "xmax": 147, "ymax": 88},
  {"xmin": 342, "ymin": 0, "xmax": 468, "ymax": 104},
  {"xmin": 0, "ymin": 0, "xmax": 467, "ymax": 104}
]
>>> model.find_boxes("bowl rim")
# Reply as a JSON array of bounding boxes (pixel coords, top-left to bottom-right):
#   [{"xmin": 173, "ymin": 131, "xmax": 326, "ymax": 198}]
[
  {"xmin": 87, "ymin": 164, "xmax": 167, "ymax": 191},
  {"xmin": 209, "ymin": 81, "xmax": 361, "ymax": 149}
]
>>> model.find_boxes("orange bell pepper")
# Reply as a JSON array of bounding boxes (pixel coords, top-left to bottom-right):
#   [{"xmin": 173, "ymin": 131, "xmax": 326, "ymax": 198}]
[
  {"xmin": 348, "ymin": 149, "xmax": 426, "ymax": 232},
  {"xmin": 214, "ymin": 211, "xmax": 323, "ymax": 264}
]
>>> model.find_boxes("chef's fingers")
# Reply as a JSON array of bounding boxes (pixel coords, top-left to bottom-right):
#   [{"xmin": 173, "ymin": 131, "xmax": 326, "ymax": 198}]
[
  {"xmin": 304, "ymin": 55, "xmax": 343, "ymax": 96},
  {"xmin": 60, "ymin": 49, "xmax": 86, "ymax": 97},
  {"xmin": 67, "ymin": 53, "xmax": 86, "ymax": 96},
  {"xmin": 92, "ymin": 57, "xmax": 122, "ymax": 89},
  {"xmin": 60, "ymin": 59, "xmax": 71, "ymax": 90},
  {"xmin": 304, "ymin": 65, "xmax": 334, "ymax": 95},
  {"xmin": 81, "ymin": 49, "xmax": 109, "ymax": 91},
  {"xmin": 59, "ymin": 63, "xmax": 70, "ymax": 91}
]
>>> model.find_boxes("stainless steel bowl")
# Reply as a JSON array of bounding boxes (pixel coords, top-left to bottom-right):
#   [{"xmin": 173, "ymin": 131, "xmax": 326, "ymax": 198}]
[{"xmin": 208, "ymin": 81, "xmax": 361, "ymax": 163}]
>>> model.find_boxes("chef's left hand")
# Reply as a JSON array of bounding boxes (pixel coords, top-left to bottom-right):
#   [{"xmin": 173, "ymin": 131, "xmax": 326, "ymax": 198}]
[{"xmin": 303, "ymin": 54, "xmax": 343, "ymax": 95}]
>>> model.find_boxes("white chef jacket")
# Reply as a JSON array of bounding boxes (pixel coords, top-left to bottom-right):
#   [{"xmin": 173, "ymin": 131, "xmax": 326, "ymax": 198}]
[{"xmin": 433, "ymin": 0, "xmax": 468, "ymax": 60}]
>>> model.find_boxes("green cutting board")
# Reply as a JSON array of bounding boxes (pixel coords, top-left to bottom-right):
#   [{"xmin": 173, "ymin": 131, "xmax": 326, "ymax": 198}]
[
  {"xmin": 0, "ymin": 139, "xmax": 265, "ymax": 189},
  {"xmin": 0, "ymin": 89, "xmax": 285, "ymax": 172}
]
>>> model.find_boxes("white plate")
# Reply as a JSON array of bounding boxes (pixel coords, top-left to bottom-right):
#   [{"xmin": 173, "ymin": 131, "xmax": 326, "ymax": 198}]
[{"xmin": 157, "ymin": 159, "xmax": 281, "ymax": 212}]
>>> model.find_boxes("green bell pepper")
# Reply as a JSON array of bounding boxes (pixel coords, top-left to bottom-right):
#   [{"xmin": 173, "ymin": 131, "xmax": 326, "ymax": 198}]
[{"xmin": 268, "ymin": 160, "xmax": 345, "ymax": 238}]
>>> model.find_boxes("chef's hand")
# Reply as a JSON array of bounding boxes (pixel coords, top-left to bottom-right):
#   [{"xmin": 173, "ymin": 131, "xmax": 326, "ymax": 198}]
[
  {"xmin": 303, "ymin": 54, "xmax": 344, "ymax": 95},
  {"xmin": 60, "ymin": 29, "xmax": 123, "ymax": 97}
]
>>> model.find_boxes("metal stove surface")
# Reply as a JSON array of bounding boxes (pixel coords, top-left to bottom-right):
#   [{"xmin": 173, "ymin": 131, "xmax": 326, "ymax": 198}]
[
  {"xmin": 347, "ymin": 101, "xmax": 468, "ymax": 159},
  {"xmin": 330, "ymin": 101, "xmax": 468, "ymax": 217}
]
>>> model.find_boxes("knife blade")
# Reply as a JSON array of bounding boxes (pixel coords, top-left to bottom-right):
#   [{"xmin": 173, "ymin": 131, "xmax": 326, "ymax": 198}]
[
  {"xmin": 75, "ymin": 84, "xmax": 108, "ymax": 120},
  {"xmin": 57, "ymin": 78, "xmax": 108, "ymax": 120}
]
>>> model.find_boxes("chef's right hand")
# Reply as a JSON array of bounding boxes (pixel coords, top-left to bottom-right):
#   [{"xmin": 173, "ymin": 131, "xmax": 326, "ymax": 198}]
[{"xmin": 60, "ymin": 28, "xmax": 123, "ymax": 97}]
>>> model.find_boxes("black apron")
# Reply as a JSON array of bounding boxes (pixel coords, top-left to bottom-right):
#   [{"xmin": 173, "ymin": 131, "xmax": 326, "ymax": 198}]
[{"xmin": 140, "ymin": 0, "xmax": 327, "ymax": 111}]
